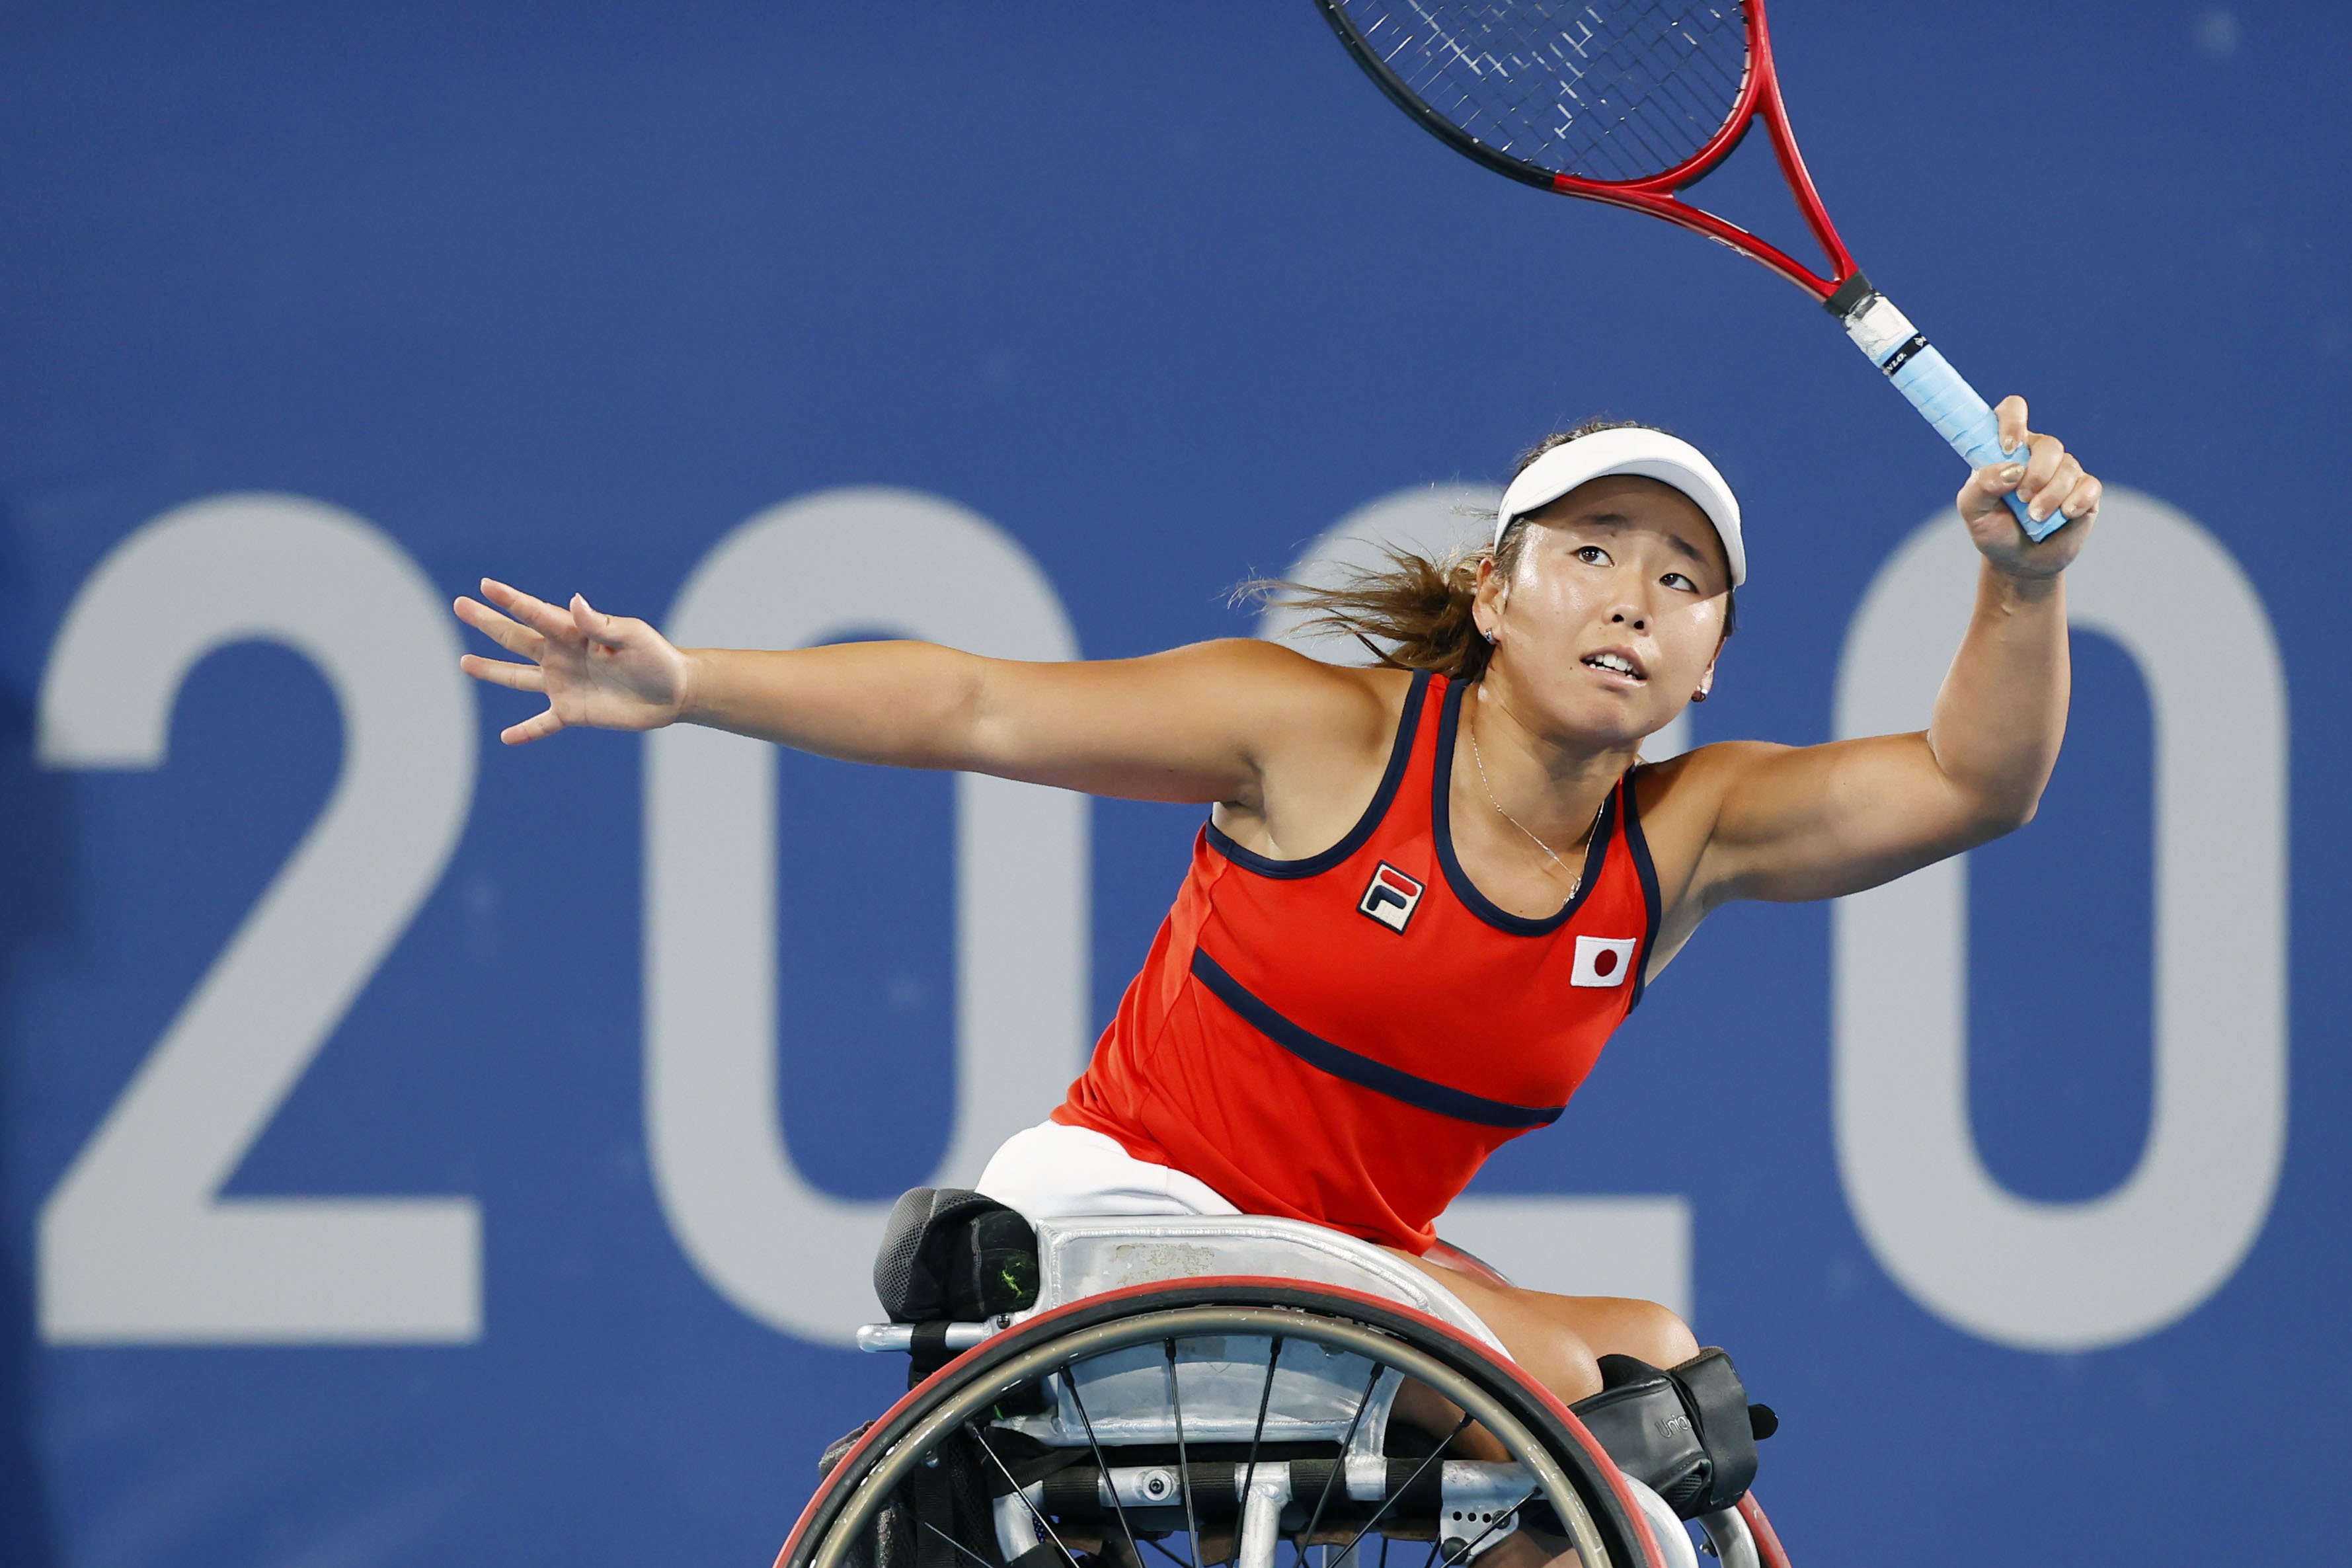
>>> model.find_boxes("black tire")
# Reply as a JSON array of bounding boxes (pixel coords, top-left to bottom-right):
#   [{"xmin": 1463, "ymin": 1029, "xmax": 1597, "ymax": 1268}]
[{"xmin": 778, "ymin": 1279, "xmax": 1664, "ymax": 1568}]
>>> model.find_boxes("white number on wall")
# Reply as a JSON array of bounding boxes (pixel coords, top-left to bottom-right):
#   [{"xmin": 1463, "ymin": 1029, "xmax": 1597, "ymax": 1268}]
[
  {"xmin": 1832, "ymin": 487, "xmax": 2287, "ymax": 1351},
  {"xmin": 1266, "ymin": 485, "xmax": 1692, "ymax": 1315},
  {"xmin": 37, "ymin": 494, "xmax": 481, "ymax": 1343},
  {"xmin": 645, "ymin": 487, "xmax": 1088, "ymax": 1345}
]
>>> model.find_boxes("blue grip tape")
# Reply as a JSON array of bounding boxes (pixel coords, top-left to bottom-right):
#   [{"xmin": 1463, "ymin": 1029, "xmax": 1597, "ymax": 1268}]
[{"xmin": 1885, "ymin": 344, "xmax": 2064, "ymax": 542}]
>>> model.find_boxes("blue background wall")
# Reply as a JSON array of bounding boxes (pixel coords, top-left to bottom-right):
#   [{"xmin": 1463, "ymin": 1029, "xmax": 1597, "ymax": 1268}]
[{"xmin": 3, "ymin": 3, "xmax": 2344, "ymax": 1563}]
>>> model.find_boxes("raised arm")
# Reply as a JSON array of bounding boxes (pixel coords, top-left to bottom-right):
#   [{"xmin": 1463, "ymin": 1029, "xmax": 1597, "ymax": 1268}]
[
  {"xmin": 1678, "ymin": 397, "xmax": 2101, "ymax": 908},
  {"xmin": 452, "ymin": 579, "xmax": 1391, "ymax": 810}
]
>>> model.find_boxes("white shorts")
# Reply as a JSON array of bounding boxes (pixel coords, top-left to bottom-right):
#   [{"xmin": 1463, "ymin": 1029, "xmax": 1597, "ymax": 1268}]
[{"xmin": 976, "ymin": 1120, "xmax": 1242, "ymax": 1226}]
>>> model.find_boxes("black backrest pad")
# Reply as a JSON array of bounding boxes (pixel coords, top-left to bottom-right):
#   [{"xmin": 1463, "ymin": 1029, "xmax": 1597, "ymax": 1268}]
[{"xmin": 873, "ymin": 1187, "xmax": 1040, "ymax": 1324}]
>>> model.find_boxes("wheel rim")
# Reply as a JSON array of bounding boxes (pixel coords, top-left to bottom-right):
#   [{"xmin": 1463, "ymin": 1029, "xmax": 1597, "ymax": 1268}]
[{"xmin": 797, "ymin": 1298, "xmax": 1638, "ymax": 1568}]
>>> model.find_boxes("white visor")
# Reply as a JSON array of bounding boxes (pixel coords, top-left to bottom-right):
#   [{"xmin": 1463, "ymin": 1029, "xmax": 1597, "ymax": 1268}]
[{"xmin": 1493, "ymin": 427, "xmax": 1744, "ymax": 588}]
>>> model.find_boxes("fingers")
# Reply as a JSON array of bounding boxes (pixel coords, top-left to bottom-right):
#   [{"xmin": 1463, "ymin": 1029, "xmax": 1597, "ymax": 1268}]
[
  {"xmin": 2024, "ymin": 453, "xmax": 2088, "ymax": 527},
  {"xmin": 453, "ymin": 594, "xmax": 547, "ymax": 659},
  {"xmin": 2018, "ymin": 434, "xmax": 2070, "ymax": 524},
  {"xmin": 1995, "ymin": 394, "xmax": 2031, "ymax": 457},
  {"xmin": 571, "ymin": 592, "xmax": 630, "ymax": 649},
  {"xmin": 459, "ymin": 652, "xmax": 546, "ymax": 692},
  {"xmin": 1976, "ymin": 399, "xmax": 2101, "ymax": 529},
  {"xmin": 1966, "ymin": 454, "xmax": 2098, "ymax": 529},
  {"xmin": 500, "ymin": 705, "xmax": 567, "ymax": 746},
  {"xmin": 2044, "ymin": 467, "xmax": 2101, "ymax": 528},
  {"xmin": 1962, "ymin": 459, "xmax": 2028, "ymax": 518},
  {"xmin": 479, "ymin": 578, "xmax": 584, "ymax": 642},
  {"xmin": 464, "ymin": 580, "xmax": 638, "ymax": 653}
]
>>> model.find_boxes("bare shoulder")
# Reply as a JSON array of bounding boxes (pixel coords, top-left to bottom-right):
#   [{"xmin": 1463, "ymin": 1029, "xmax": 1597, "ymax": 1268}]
[
  {"xmin": 1631, "ymin": 740, "xmax": 1793, "ymax": 911},
  {"xmin": 1184, "ymin": 635, "xmax": 1390, "ymax": 692},
  {"xmin": 1206, "ymin": 645, "xmax": 1419, "ymax": 856},
  {"xmin": 1181, "ymin": 637, "xmax": 1409, "ymax": 753}
]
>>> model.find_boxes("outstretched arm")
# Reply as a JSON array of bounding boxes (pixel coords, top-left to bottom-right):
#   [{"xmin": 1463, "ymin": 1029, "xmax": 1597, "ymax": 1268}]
[
  {"xmin": 453, "ymin": 579, "xmax": 1391, "ymax": 808},
  {"xmin": 1680, "ymin": 396, "xmax": 2101, "ymax": 908}
]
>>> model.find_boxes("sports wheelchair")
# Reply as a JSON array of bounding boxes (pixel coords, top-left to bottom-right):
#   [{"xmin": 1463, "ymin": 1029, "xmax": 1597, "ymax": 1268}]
[{"xmin": 779, "ymin": 1194, "xmax": 1791, "ymax": 1568}]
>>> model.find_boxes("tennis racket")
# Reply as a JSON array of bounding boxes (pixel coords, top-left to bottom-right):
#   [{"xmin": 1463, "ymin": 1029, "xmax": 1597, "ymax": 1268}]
[{"xmin": 1315, "ymin": 0, "xmax": 2064, "ymax": 541}]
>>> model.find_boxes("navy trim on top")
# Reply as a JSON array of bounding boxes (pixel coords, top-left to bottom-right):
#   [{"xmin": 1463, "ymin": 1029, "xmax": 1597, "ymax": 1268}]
[
  {"xmin": 1431, "ymin": 675, "xmax": 1618, "ymax": 937},
  {"xmin": 1622, "ymin": 764, "xmax": 1665, "ymax": 1013},
  {"xmin": 1204, "ymin": 668, "xmax": 1432, "ymax": 881},
  {"xmin": 1190, "ymin": 947, "xmax": 1566, "ymax": 1130}
]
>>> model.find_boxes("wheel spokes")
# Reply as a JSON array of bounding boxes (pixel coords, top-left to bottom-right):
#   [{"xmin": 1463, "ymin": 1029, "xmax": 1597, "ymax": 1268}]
[
  {"xmin": 1237, "ymin": 1333, "xmax": 1285, "ymax": 1535},
  {"xmin": 1063, "ymin": 1361, "xmax": 1147, "ymax": 1568},
  {"xmin": 965, "ymin": 1420, "xmax": 1085, "ymax": 1568},
  {"xmin": 1139, "ymin": 1538, "xmax": 1195, "ymax": 1568},
  {"xmin": 1291, "ymin": 1361, "xmax": 1387, "ymax": 1557},
  {"xmin": 921, "ymin": 1520, "xmax": 1005, "ymax": 1568},
  {"xmin": 1326, "ymin": 1413, "xmax": 1473, "ymax": 1568},
  {"xmin": 1163, "ymin": 1339, "xmax": 1204, "ymax": 1568},
  {"xmin": 818, "ymin": 1304, "xmax": 1616, "ymax": 1568}
]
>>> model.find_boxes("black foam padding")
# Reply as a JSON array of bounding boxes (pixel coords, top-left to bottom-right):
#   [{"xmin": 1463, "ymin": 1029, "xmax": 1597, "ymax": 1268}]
[
  {"xmin": 873, "ymin": 1187, "xmax": 1039, "ymax": 1324},
  {"xmin": 962, "ymin": 1208, "xmax": 1040, "ymax": 1318},
  {"xmin": 881, "ymin": 1428, "xmax": 1004, "ymax": 1568}
]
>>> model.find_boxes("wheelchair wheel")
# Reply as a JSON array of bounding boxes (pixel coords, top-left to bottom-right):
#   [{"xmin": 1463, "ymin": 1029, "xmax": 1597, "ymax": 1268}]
[{"xmin": 779, "ymin": 1278, "xmax": 1668, "ymax": 1568}]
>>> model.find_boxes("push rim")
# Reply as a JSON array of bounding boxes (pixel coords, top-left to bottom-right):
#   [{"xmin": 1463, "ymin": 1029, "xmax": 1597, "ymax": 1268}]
[{"xmin": 783, "ymin": 1280, "xmax": 1665, "ymax": 1568}]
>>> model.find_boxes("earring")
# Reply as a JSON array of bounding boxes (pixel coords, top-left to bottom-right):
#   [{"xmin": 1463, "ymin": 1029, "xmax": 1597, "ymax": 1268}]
[
  {"xmin": 1483, "ymin": 628, "xmax": 1498, "ymax": 645},
  {"xmin": 1692, "ymin": 678, "xmax": 1713, "ymax": 703}
]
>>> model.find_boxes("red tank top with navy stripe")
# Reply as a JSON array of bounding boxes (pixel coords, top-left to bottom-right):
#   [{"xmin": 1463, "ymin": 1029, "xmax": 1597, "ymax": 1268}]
[{"xmin": 1054, "ymin": 669, "xmax": 1662, "ymax": 1254}]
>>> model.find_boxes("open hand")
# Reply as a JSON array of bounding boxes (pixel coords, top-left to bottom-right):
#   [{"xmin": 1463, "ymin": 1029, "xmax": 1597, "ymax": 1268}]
[
  {"xmin": 453, "ymin": 579, "xmax": 691, "ymax": 744},
  {"xmin": 1959, "ymin": 395, "xmax": 2101, "ymax": 579}
]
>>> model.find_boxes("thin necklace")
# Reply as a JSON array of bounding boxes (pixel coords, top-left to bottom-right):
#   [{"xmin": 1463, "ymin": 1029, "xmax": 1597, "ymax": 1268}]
[{"xmin": 1467, "ymin": 713, "xmax": 1605, "ymax": 900}]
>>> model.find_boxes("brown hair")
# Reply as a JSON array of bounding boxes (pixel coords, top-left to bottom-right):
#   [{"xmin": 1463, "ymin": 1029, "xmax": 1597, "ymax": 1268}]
[{"xmin": 1242, "ymin": 420, "xmax": 1737, "ymax": 680}]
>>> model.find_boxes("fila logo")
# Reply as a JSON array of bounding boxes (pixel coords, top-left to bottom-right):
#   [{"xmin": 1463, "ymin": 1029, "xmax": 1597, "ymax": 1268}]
[
  {"xmin": 1571, "ymin": 934, "xmax": 1638, "ymax": 988},
  {"xmin": 1358, "ymin": 863, "xmax": 1425, "ymax": 933}
]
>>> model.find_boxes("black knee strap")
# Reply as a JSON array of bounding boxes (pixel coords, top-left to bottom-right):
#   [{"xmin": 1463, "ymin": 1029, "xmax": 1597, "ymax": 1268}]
[{"xmin": 1569, "ymin": 1347, "xmax": 1768, "ymax": 1520}]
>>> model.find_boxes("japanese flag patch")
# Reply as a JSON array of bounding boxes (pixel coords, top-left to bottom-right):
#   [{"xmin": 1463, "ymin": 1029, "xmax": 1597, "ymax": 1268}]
[{"xmin": 1570, "ymin": 934, "xmax": 1638, "ymax": 987}]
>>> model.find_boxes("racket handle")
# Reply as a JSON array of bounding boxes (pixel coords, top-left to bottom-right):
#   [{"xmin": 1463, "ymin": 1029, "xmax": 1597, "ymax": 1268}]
[{"xmin": 1830, "ymin": 282, "xmax": 2063, "ymax": 541}]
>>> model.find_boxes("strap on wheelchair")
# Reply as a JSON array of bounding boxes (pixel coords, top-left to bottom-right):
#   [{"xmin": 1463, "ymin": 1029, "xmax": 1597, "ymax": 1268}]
[
  {"xmin": 908, "ymin": 1322, "xmax": 956, "ymax": 1388},
  {"xmin": 1569, "ymin": 1347, "xmax": 1774, "ymax": 1520}
]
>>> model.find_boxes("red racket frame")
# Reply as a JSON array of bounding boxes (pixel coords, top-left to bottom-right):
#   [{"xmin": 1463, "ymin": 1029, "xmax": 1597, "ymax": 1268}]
[
  {"xmin": 1318, "ymin": 0, "xmax": 1856, "ymax": 302},
  {"xmin": 1551, "ymin": 0, "xmax": 1854, "ymax": 300}
]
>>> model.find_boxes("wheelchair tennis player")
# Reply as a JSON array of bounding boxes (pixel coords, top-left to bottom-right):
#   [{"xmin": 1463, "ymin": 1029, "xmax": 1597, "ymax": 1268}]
[{"xmin": 454, "ymin": 399, "xmax": 2097, "ymax": 1544}]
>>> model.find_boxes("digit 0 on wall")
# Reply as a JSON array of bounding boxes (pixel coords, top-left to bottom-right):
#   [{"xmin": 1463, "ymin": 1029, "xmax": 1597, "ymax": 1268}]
[
  {"xmin": 1832, "ymin": 489, "xmax": 2288, "ymax": 1352},
  {"xmin": 35, "ymin": 494, "xmax": 481, "ymax": 1343},
  {"xmin": 644, "ymin": 487, "xmax": 1089, "ymax": 1345}
]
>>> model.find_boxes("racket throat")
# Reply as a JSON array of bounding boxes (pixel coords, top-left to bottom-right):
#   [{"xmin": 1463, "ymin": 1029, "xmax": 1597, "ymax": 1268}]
[{"xmin": 1828, "ymin": 274, "xmax": 1930, "ymax": 376}]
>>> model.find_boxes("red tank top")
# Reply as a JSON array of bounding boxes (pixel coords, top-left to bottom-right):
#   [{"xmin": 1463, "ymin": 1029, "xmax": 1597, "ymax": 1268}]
[{"xmin": 1055, "ymin": 669, "xmax": 1661, "ymax": 1254}]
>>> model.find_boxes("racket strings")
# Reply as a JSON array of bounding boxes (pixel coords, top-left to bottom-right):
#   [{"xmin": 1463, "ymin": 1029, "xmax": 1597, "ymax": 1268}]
[{"xmin": 1336, "ymin": 0, "xmax": 1749, "ymax": 184}]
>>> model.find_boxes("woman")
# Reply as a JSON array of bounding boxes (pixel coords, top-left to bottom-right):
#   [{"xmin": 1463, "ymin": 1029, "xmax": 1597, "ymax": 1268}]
[{"xmin": 452, "ymin": 399, "xmax": 2097, "ymax": 1431}]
